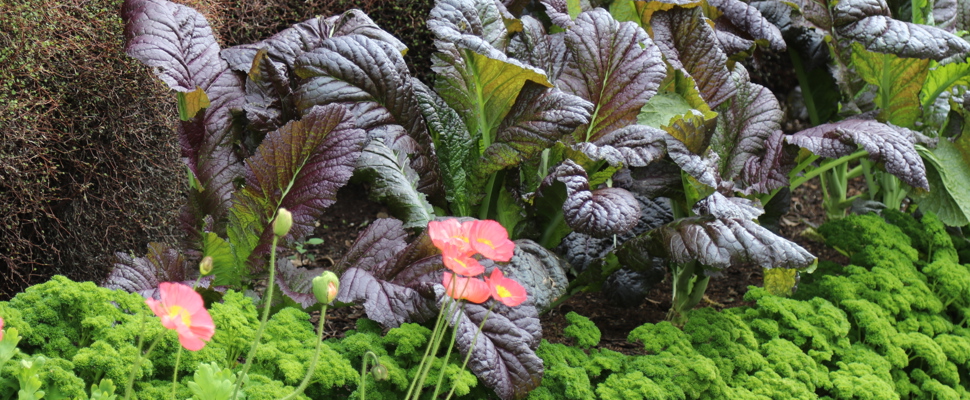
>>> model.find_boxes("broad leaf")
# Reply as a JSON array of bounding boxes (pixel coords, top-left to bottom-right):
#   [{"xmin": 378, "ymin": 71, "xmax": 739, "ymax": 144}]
[
  {"xmin": 573, "ymin": 124, "xmax": 669, "ymax": 167},
  {"xmin": 920, "ymin": 59, "xmax": 970, "ymax": 111},
  {"xmin": 414, "ymin": 81, "xmax": 473, "ymax": 215},
  {"xmin": 221, "ymin": 10, "xmax": 407, "ymax": 72},
  {"xmin": 122, "ymin": 0, "xmax": 246, "ymax": 230},
  {"xmin": 241, "ymin": 49, "xmax": 293, "ymax": 143},
  {"xmin": 934, "ymin": 0, "xmax": 970, "ymax": 33},
  {"xmin": 786, "ymin": 119, "xmax": 930, "ymax": 190},
  {"xmin": 913, "ymin": 141, "xmax": 970, "ymax": 226},
  {"xmin": 294, "ymin": 35, "xmax": 441, "ymax": 197},
  {"xmin": 105, "ymin": 243, "xmax": 207, "ymax": 298},
  {"xmin": 837, "ymin": 16, "xmax": 970, "ymax": 60},
  {"xmin": 227, "ymin": 104, "xmax": 366, "ymax": 276},
  {"xmin": 428, "ymin": 0, "xmax": 514, "ymax": 50},
  {"xmin": 354, "ymin": 140, "xmax": 435, "ymax": 229},
  {"xmin": 545, "ymin": 160, "xmax": 642, "ymax": 237},
  {"xmin": 504, "ymin": 240, "xmax": 569, "ymax": 311},
  {"xmin": 711, "ymin": 67, "xmax": 784, "ymax": 183},
  {"xmin": 741, "ymin": 130, "xmax": 799, "ymax": 194},
  {"xmin": 447, "ymin": 296, "xmax": 543, "ymax": 400},
  {"xmin": 851, "ymin": 42, "xmax": 929, "ymax": 127},
  {"xmin": 333, "ymin": 218, "xmax": 410, "ymax": 277},
  {"xmin": 651, "ymin": 7, "xmax": 737, "ymax": 108},
  {"xmin": 707, "ymin": 0, "xmax": 786, "ymax": 51},
  {"xmin": 338, "ymin": 267, "xmax": 437, "ymax": 327},
  {"xmin": 508, "ymin": 16, "xmax": 569, "ymax": 82},
  {"xmin": 274, "ymin": 258, "xmax": 327, "ymax": 308},
  {"xmin": 558, "ymin": 9, "xmax": 667, "ymax": 142}
]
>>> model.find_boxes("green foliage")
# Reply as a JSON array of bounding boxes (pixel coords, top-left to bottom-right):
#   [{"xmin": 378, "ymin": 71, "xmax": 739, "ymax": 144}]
[{"xmin": 563, "ymin": 312, "xmax": 600, "ymax": 349}]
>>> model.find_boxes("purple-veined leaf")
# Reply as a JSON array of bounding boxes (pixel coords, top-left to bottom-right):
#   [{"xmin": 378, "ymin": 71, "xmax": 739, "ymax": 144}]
[
  {"xmin": 546, "ymin": 160, "xmax": 641, "ymax": 237},
  {"xmin": 222, "ymin": 10, "xmax": 407, "ymax": 72},
  {"xmin": 227, "ymin": 104, "xmax": 366, "ymax": 274},
  {"xmin": 786, "ymin": 119, "xmax": 930, "ymax": 190},
  {"xmin": 573, "ymin": 124, "xmax": 669, "ymax": 167},
  {"xmin": 241, "ymin": 49, "xmax": 293, "ymax": 141},
  {"xmin": 428, "ymin": 0, "xmax": 514, "ymax": 50},
  {"xmin": 105, "ymin": 243, "xmax": 212, "ymax": 298},
  {"xmin": 275, "ymin": 258, "xmax": 328, "ymax": 308},
  {"xmin": 558, "ymin": 9, "xmax": 666, "ymax": 142},
  {"xmin": 354, "ymin": 141, "xmax": 436, "ymax": 229},
  {"xmin": 711, "ymin": 67, "xmax": 784, "ymax": 184},
  {"xmin": 540, "ymin": 0, "xmax": 577, "ymax": 28},
  {"xmin": 478, "ymin": 82, "xmax": 593, "ymax": 178},
  {"xmin": 414, "ymin": 81, "xmax": 473, "ymax": 214},
  {"xmin": 785, "ymin": 0, "xmax": 832, "ymax": 31},
  {"xmin": 337, "ymin": 267, "xmax": 437, "ymax": 327},
  {"xmin": 445, "ymin": 295, "xmax": 543, "ymax": 400},
  {"xmin": 837, "ymin": 16, "xmax": 970, "ymax": 60},
  {"xmin": 714, "ymin": 25, "xmax": 757, "ymax": 56},
  {"xmin": 651, "ymin": 7, "xmax": 737, "ymax": 108},
  {"xmin": 617, "ymin": 161, "xmax": 686, "ymax": 199},
  {"xmin": 934, "ymin": 0, "xmax": 970, "ymax": 33},
  {"xmin": 294, "ymin": 35, "xmax": 441, "ymax": 199},
  {"xmin": 667, "ymin": 136, "xmax": 722, "ymax": 189},
  {"xmin": 707, "ymin": 0, "xmax": 786, "ymax": 51},
  {"xmin": 740, "ymin": 130, "xmax": 799, "ymax": 194},
  {"xmin": 505, "ymin": 240, "xmax": 569, "ymax": 311},
  {"xmin": 122, "ymin": 0, "xmax": 246, "ymax": 230},
  {"xmin": 508, "ymin": 16, "xmax": 569, "ymax": 82},
  {"xmin": 831, "ymin": 0, "xmax": 891, "ymax": 25},
  {"xmin": 333, "ymin": 218, "xmax": 410, "ymax": 277},
  {"xmin": 850, "ymin": 42, "xmax": 929, "ymax": 128}
]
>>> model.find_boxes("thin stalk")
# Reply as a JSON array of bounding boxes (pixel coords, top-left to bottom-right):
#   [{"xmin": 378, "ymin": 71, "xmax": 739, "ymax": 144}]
[
  {"xmin": 444, "ymin": 303, "xmax": 495, "ymax": 400},
  {"xmin": 359, "ymin": 351, "xmax": 381, "ymax": 400},
  {"xmin": 404, "ymin": 299, "xmax": 450, "ymax": 399},
  {"xmin": 170, "ymin": 347, "xmax": 183, "ymax": 400},
  {"xmin": 408, "ymin": 300, "xmax": 455, "ymax": 400},
  {"xmin": 538, "ymin": 211, "xmax": 565, "ymax": 249},
  {"xmin": 123, "ymin": 326, "xmax": 163, "ymax": 400},
  {"xmin": 790, "ymin": 150, "xmax": 868, "ymax": 189},
  {"xmin": 430, "ymin": 302, "xmax": 468, "ymax": 400},
  {"xmin": 478, "ymin": 173, "xmax": 499, "ymax": 221},
  {"xmin": 788, "ymin": 48, "xmax": 822, "ymax": 126},
  {"xmin": 281, "ymin": 304, "xmax": 330, "ymax": 400},
  {"xmin": 232, "ymin": 235, "xmax": 280, "ymax": 400}
]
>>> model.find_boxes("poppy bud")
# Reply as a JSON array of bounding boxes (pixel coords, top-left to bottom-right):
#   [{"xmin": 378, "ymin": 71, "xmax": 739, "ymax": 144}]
[
  {"xmin": 273, "ymin": 208, "xmax": 293, "ymax": 237},
  {"xmin": 371, "ymin": 364, "xmax": 389, "ymax": 381},
  {"xmin": 312, "ymin": 271, "xmax": 340, "ymax": 304},
  {"xmin": 199, "ymin": 256, "xmax": 214, "ymax": 276}
]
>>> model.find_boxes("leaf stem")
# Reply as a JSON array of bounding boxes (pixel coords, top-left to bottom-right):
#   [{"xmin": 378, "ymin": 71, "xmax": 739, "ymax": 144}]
[{"xmin": 790, "ymin": 150, "xmax": 868, "ymax": 189}]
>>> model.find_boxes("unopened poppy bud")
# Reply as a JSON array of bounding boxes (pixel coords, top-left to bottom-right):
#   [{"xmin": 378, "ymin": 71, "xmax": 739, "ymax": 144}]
[
  {"xmin": 273, "ymin": 208, "xmax": 293, "ymax": 237},
  {"xmin": 199, "ymin": 256, "xmax": 214, "ymax": 276},
  {"xmin": 371, "ymin": 364, "xmax": 389, "ymax": 381},
  {"xmin": 312, "ymin": 271, "xmax": 340, "ymax": 304}
]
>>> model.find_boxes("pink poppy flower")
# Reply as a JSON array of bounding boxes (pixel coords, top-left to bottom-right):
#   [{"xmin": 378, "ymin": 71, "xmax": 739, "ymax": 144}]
[
  {"xmin": 428, "ymin": 219, "xmax": 472, "ymax": 254},
  {"xmin": 145, "ymin": 282, "xmax": 215, "ymax": 351},
  {"xmin": 467, "ymin": 220, "xmax": 515, "ymax": 262},
  {"xmin": 441, "ymin": 241, "xmax": 485, "ymax": 276},
  {"xmin": 443, "ymin": 272, "xmax": 490, "ymax": 304},
  {"xmin": 486, "ymin": 269, "xmax": 527, "ymax": 307}
]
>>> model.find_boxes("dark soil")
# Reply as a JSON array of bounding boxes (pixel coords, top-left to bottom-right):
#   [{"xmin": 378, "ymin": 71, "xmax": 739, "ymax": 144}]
[{"xmin": 304, "ymin": 178, "xmax": 853, "ymax": 354}]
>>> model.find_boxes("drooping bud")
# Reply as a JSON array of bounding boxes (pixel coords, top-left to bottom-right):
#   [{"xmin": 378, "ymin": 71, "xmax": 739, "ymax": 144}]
[
  {"xmin": 371, "ymin": 364, "xmax": 389, "ymax": 381},
  {"xmin": 312, "ymin": 271, "xmax": 340, "ymax": 304},
  {"xmin": 273, "ymin": 208, "xmax": 293, "ymax": 237},
  {"xmin": 199, "ymin": 256, "xmax": 214, "ymax": 276}
]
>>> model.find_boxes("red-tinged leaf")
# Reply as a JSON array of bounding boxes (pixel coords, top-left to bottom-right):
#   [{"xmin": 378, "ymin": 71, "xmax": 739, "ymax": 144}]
[
  {"xmin": 274, "ymin": 258, "xmax": 328, "ymax": 308},
  {"xmin": 712, "ymin": 68, "xmax": 784, "ymax": 183},
  {"xmin": 651, "ymin": 7, "xmax": 737, "ymax": 108},
  {"xmin": 227, "ymin": 104, "xmax": 366, "ymax": 278},
  {"xmin": 741, "ymin": 130, "xmax": 799, "ymax": 194},
  {"xmin": 786, "ymin": 119, "xmax": 930, "ymax": 190},
  {"xmin": 558, "ymin": 9, "xmax": 667, "ymax": 142},
  {"xmin": 572, "ymin": 124, "xmax": 669, "ymax": 167},
  {"xmin": 837, "ymin": 16, "xmax": 970, "ymax": 60},
  {"xmin": 508, "ymin": 16, "xmax": 569, "ymax": 82},
  {"xmin": 105, "ymin": 243, "xmax": 212, "ymax": 298},
  {"xmin": 429, "ymin": 0, "xmax": 515, "ymax": 50},
  {"xmin": 545, "ymin": 160, "xmax": 641, "ymax": 237},
  {"xmin": 934, "ymin": 0, "xmax": 970, "ymax": 33},
  {"xmin": 850, "ymin": 42, "xmax": 929, "ymax": 128},
  {"xmin": 334, "ymin": 218, "xmax": 410, "ymax": 278},
  {"xmin": 337, "ymin": 267, "xmax": 438, "ymax": 327},
  {"xmin": 708, "ymin": 0, "xmax": 786, "ymax": 51}
]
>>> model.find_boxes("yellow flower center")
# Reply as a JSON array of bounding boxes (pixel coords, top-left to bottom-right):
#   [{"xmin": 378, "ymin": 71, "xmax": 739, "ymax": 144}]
[
  {"xmin": 477, "ymin": 238, "xmax": 494, "ymax": 248},
  {"xmin": 168, "ymin": 305, "xmax": 192, "ymax": 327},
  {"xmin": 496, "ymin": 285, "xmax": 512, "ymax": 298}
]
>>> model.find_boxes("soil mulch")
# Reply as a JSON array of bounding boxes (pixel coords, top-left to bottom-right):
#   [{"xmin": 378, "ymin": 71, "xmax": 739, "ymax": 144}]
[{"xmin": 305, "ymin": 179, "xmax": 853, "ymax": 354}]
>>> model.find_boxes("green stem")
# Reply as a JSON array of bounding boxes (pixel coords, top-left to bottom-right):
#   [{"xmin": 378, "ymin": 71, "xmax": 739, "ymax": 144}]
[
  {"xmin": 667, "ymin": 261, "xmax": 710, "ymax": 326},
  {"xmin": 170, "ymin": 347, "xmax": 183, "ymax": 400},
  {"xmin": 431, "ymin": 302, "xmax": 467, "ymax": 400},
  {"xmin": 444, "ymin": 303, "xmax": 495, "ymax": 400},
  {"xmin": 479, "ymin": 173, "xmax": 499, "ymax": 221},
  {"xmin": 359, "ymin": 351, "xmax": 381, "ymax": 400},
  {"xmin": 282, "ymin": 304, "xmax": 330, "ymax": 400},
  {"xmin": 404, "ymin": 300, "xmax": 450, "ymax": 400},
  {"xmin": 410, "ymin": 300, "xmax": 455, "ymax": 400},
  {"xmin": 232, "ymin": 235, "xmax": 280, "ymax": 400},
  {"xmin": 789, "ymin": 47, "xmax": 822, "ymax": 126},
  {"xmin": 790, "ymin": 150, "xmax": 868, "ymax": 189},
  {"xmin": 123, "ymin": 325, "xmax": 163, "ymax": 400},
  {"xmin": 538, "ymin": 211, "xmax": 565, "ymax": 249}
]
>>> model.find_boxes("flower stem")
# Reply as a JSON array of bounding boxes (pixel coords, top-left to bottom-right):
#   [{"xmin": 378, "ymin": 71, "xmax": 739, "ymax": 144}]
[
  {"xmin": 232, "ymin": 235, "xmax": 280, "ymax": 399},
  {"xmin": 170, "ymin": 347, "xmax": 183, "ymax": 400},
  {"xmin": 443, "ymin": 302, "xmax": 495, "ymax": 400},
  {"xmin": 359, "ymin": 351, "xmax": 381, "ymax": 400},
  {"xmin": 123, "ymin": 321, "xmax": 163, "ymax": 400},
  {"xmin": 281, "ymin": 304, "xmax": 329, "ymax": 400}
]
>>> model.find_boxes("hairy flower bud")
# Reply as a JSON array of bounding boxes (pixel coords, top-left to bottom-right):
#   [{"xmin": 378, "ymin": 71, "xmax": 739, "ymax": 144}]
[
  {"xmin": 312, "ymin": 271, "xmax": 340, "ymax": 304},
  {"xmin": 199, "ymin": 256, "xmax": 214, "ymax": 276},
  {"xmin": 371, "ymin": 364, "xmax": 389, "ymax": 381},
  {"xmin": 273, "ymin": 208, "xmax": 293, "ymax": 237}
]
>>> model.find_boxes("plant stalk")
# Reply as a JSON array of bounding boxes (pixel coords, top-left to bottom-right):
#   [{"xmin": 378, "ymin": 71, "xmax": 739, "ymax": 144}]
[{"xmin": 232, "ymin": 235, "xmax": 280, "ymax": 400}]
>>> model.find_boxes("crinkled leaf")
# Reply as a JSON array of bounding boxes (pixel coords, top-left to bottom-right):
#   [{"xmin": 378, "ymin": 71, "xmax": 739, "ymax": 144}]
[
  {"xmin": 227, "ymin": 104, "xmax": 366, "ymax": 273},
  {"xmin": 664, "ymin": 111, "xmax": 718, "ymax": 155},
  {"xmin": 274, "ymin": 258, "xmax": 327, "ymax": 308},
  {"xmin": 241, "ymin": 49, "xmax": 293, "ymax": 142},
  {"xmin": 667, "ymin": 137, "xmax": 721, "ymax": 189},
  {"xmin": 763, "ymin": 267, "xmax": 799, "ymax": 296},
  {"xmin": 741, "ymin": 130, "xmax": 799, "ymax": 194},
  {"xmin": 558, "ymin": 9, "xmax": 666, "ymax": 142},
  {"xmin": 711, "ymin": 68, "xmax": 784, "ymax": 183},
  {"xmin": 707, "ymin": 0, "xmax": 786, "ymax": 51},
  {"xmin": 447, "ymin": 297, "xmax": 543, "ymax": 400},
  {"xmin": 480, "ymin": 82, "xmax": 593, "ymax": 176},
  {"xmin": 431, "ymin": 35, "xmax": 551, "ymax": 154},
  {"xmin": 105, "ymin": 243, "xmax": 197, "ymax": 298},
  {"xmin": 913, "ymin": 141, "xmax": 970, "ymax": 226},
  {"xmin": 508, "ymin": 16, "xmax": 569, "ymax": 82},
  {"xmin": 651, "ymin": 7, "xmax": 737, "ymax": 108},
  {"xmin": 415, "ymin": 81, "xmax": 473, "ymax": 215},
  {"xmin": 221, "ymin": 10, "xmax": 406, "ymax": 72},
  {"xmin": 337, "ymin": 267, "xmax": 437, "ymax": 327},
  {"xmin": 620, "ymin": 159, "xmax": 688, "ymax": 199},
  {"xmin": 122, "ymin": 0, "xmax": 246, "ymax": 227},
  {"xmin": 850, "ymin": 42, "xmax": 929, "ymax": 127},
  {"xmin": 294, "ymin": 35, "xmax": 441, "ymax": 197},
  {"xmin": 920, "ymin": 58, "xmax": 970, "ymax": 111},
  {"xmin": 572, "ymin": 124, "xmax": 669, "ymax": 167},
  {"xmin": 639, "ymin": 67, "xmax": 717, "ymax": 129},
  {"xmin": 786, "ymin": 0, "xmax": 833, "ymax": 31},
  {"xmin": 541, "ymin": 0, "xmax": 578, "ymax": 28},
  {"xmin": 830, "ymin": 0, "xmax": 890, "ymax": 25},
  {"xmin": 333, "ymin": 218, "xmax": 410, "ymax": 277},
  {"xmin": 546, "ymin": 160, "xmax": 641, "ymax": 237},
  {"xmin": 786, "ymin": 119, "xmax": 929, "ymax": 189},
  {"xmin": 934, "ymin": 0, "xmax": 970, "ymax": 33},
  {"xmin": 636, "ymin": 192, "xmax": 816, "ymax": 270},
  {"xmin": 612, "ymin": 0, "xmax": 704, "ymax": 28},
  {"xmin": 354, "ymin": 140, "xmax": 435, "ymax": 229},
  {"xmin": 429, "ymin": 0, "xmax": 513, "ymax": 50},
  {"xmin": 504, "ymin": 240, "xmax": 569, "ymax": 311},
  {"xmin": 837, "ymin": 15, "xmax": 970, "ymax": 60}
]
